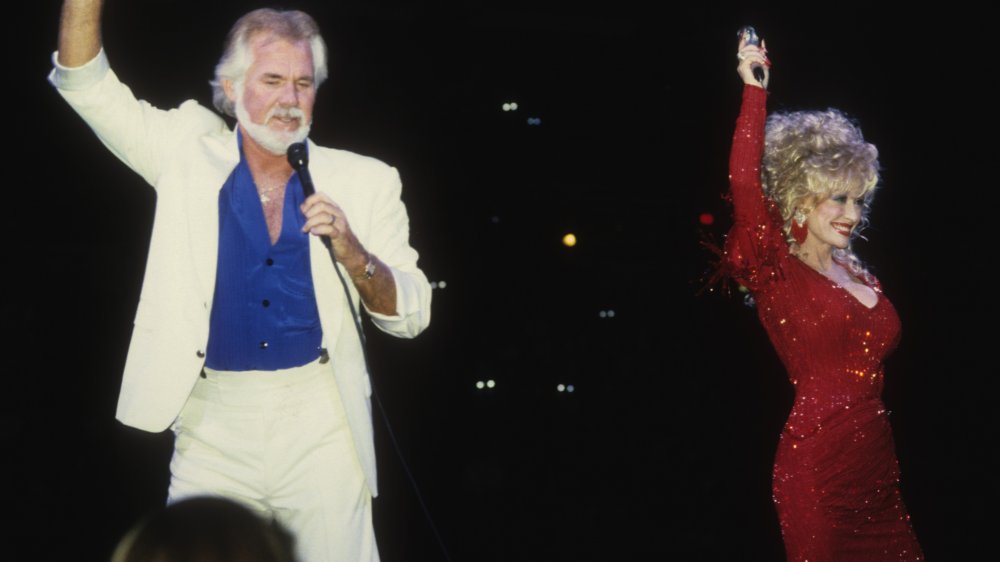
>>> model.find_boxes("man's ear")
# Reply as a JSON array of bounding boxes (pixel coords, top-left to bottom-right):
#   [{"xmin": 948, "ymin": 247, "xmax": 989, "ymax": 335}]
[{"xmin": 222, "ymin": 78, "xmax": 237, "ymax": 103}]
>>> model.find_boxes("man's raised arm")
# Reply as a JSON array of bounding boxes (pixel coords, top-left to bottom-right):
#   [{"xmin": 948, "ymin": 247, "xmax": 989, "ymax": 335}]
[{"xmin": 58, "ymin": 0, "xmax": 103, "ymax": 67}]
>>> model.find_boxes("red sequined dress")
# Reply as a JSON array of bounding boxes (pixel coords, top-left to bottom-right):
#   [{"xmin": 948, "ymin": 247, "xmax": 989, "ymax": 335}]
[{"xmin": 725, "ymin": 85, "xmax": 924, "ymax": 561}]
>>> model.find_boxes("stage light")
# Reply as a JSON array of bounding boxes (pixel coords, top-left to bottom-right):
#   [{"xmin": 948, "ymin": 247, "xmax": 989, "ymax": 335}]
[
  {"xmin": 438, "ymin": 280, "xmax": 447, "ymax": 289},
  {"xmin": 486, "ymin": 379, "xmax": 496, "ymax": 389},
  {"xmin": 607, "ymin": 309, "xmax": 615, "ymax": 318},
  {"xmin": 599, "ymin": 311, "xmax": 607, "ymax": 318},
  {"xmin": 557, "ymin": 384, "xmax": 566, "ymax": 392},
  {"xmin": 699, "ymin": 212, "xmax": 715, "ymax": 226},
  {"xmin": 567, "ymin": 384, "xmax": 575, "ymax": 393},
  {"xmin": 476, "ymin": 381, "xmax": 485, "ymax": 389},
  {"xmin": 502, "ymin": 101, "xmax": 519, "ymax": 112},
  {"xmin": 562, "ymin": 233, "xmax": 577, "ymax": 247},
  {"xmin": 526, "ymin": 117, "xmax": 541, "ymax": 125}
]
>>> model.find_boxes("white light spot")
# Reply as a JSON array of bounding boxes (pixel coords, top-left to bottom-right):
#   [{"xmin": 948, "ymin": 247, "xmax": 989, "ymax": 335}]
[
  {"xmin": 430, "ymin": 282, "xmax": 438, "ymax": 289},
  {"xmin": 599, "ymin": 310, "xmax": 607, "ymax": 318},
  {"xmin": 557, "ymin": 384, "xmax": 566, "ymax": 392},
  {"xmin": 486, "ymin": 379, "xmax": 496, "ymax": 389},
  {"xmin": 567, "ymin": 384, "xmax": 575, "ymax": 393},
  {"xmin": 438, "ymin": 280, "xmax": 447, "ymax": 289},
  {"xmin": 502, "ymin": 103, "xmax": 511, "ymax": 111},
  {"xmin": 527, "ymin": 117, "xmax": 541, "ymax": 125},
  {"xmin": 475, "ymin": 381, "xmax": 485, "ymax": 389},
  {"xmin": 607, "ymin": 310, "xmax": 615, "ymax": 318},
  {"xmin": 510, "ymin": 102, "xmax": 518, "ymax": 110}
]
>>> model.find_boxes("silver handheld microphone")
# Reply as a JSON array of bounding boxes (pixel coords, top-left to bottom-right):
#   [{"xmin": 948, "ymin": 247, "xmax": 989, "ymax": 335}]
[{"xmin": 737, "ymin": 26, "xmax": 766, "ymax": 85}]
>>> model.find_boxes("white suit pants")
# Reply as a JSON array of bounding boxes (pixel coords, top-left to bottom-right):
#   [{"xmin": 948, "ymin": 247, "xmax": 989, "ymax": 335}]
[{"xmin": 168, "ymin": 359, "xmax": 379, "ymax": 562}]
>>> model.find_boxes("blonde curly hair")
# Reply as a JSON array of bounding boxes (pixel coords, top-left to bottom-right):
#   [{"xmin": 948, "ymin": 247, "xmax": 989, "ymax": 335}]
[{"xmin": 761, "ymin": 108, "xmax": 880, "ymax": 280}]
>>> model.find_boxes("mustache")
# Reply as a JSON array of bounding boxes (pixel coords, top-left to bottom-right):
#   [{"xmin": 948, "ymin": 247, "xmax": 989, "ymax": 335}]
[{"xmin": 268, "ymin": 106, "xmax": 306, "ymax": 120}]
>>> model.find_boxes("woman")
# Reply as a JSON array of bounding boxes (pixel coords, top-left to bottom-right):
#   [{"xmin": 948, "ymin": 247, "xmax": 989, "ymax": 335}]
[{"xmin": 726, "ymin": 35, "xmax": 924, "ymax": 561}]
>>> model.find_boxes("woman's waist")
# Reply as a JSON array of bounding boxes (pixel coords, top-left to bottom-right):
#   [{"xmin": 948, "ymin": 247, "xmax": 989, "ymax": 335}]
[{"xmin": 782, "ymin": 395, "xmax": 889, "ymax": 440}]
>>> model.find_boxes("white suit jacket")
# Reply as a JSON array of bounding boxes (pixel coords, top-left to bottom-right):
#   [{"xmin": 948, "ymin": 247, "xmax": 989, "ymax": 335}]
[{"xmin": 50, "ymin": 51, "xmax": 432, "ymax": 496}]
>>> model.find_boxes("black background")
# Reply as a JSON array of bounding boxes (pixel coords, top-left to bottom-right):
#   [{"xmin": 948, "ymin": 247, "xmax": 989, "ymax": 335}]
[{"xmin": 9, "ymin": 1, "xmax": 996, "ymax": 560}]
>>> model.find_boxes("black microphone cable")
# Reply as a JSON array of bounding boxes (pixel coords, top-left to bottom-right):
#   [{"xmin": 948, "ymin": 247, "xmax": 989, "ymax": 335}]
[{"xmin": 288, "ymin": 143, "xmax": 453, "ymax": 562}]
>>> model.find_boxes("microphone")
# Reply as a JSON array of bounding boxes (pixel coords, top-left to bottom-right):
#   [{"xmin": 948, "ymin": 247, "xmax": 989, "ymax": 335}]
[
  {"xmin": 287, "ymin": 142, "xmax": 332, "ymax": 250},
  {"xmin": 737, "ymin": 26, "xmax": 766, "ymax": 85},
  {"xmin": 287, "ymin": 142, "xmax": 315, "ymax": 197}
]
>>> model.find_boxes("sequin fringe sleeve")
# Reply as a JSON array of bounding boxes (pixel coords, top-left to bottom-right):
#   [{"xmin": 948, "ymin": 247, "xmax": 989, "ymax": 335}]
[{"xmin": 723, "ymin": 85, "xmax": 789, "ymax": 293}]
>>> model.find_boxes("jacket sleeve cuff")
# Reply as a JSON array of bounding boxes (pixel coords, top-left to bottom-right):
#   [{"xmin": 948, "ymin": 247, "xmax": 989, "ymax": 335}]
[
  {"xmin": 48, "ymin": 48, "xmax": 110, "ymax": 91},
  {"xmin": 365, "ymin": 266, "xmax": 432, "ymax": 337}
]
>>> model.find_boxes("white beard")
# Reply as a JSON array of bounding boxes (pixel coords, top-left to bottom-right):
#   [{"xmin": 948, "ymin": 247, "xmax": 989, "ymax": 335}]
[{"xmin": 235, "ymin": 92, "xmax": 311, "ymax": 156}]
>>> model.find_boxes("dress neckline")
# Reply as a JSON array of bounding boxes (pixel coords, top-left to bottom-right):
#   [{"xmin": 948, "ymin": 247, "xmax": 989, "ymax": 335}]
[{"xmin": 792, "ymin": 256, "xmax": 880, "ymax": 310}]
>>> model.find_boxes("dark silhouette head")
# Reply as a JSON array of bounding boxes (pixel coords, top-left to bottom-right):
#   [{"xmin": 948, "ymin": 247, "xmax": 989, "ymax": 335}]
[{"xmin": 111, "ymin": 497, "xmax": 296, "ymax": 562}]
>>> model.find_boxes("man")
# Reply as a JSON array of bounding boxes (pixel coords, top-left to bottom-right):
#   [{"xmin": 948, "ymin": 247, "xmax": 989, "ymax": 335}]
[{"xmin": 51, "ymin": 2, "xmax": 432, "ymax": 561}]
